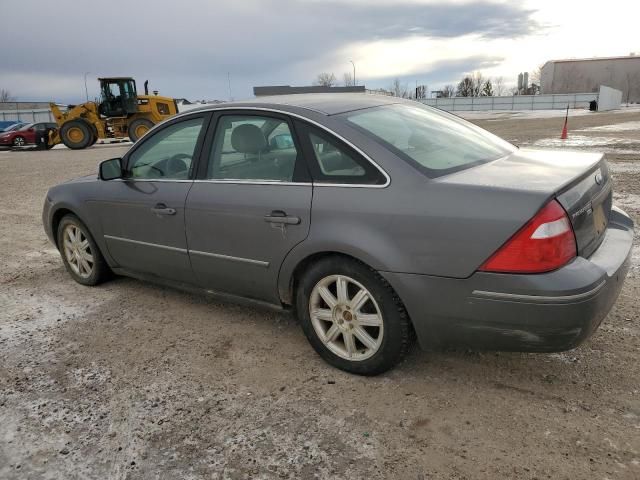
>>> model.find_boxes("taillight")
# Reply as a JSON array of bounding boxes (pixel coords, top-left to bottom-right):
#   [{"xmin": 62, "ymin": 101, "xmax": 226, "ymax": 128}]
[{"xmin": 479, "ymin": 200, "xmax": 577, "ymax": 274}]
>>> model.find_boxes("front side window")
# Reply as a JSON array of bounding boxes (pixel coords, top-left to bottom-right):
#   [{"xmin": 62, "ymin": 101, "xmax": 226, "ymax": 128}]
[
  {"xmin": 126, "ymin": 117, "xmax": 204, "ymax": 180},
  {"xmin": 343, "ymin": 104, "xmax": 515, "ymax": 177},
  {"xmin": 298, "ymin": 123, "xmax": 385, "ymax": 185},
  {"xmin": 207, "ymin": 115, "xmax": 299, "ymax": 182}
]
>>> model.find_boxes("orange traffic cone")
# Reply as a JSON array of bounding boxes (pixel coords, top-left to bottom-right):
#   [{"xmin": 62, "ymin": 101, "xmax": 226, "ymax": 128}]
[{"xmin": 560, "ymin": 105, "xmax": 569, "ymax": 140}]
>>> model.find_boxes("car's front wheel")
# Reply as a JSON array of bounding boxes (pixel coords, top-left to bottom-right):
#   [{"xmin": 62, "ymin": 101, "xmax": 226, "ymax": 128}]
[
  {"xmin": 12, "ymin": 136, "xmax": 26, "ymax": 147},
  {"xmin": 56, "ymin": 214, "xmax": 110, "ymax": 286},
  {"xmin": 296, "ymin": 257, "xmax": 412, "ymax": 375}
]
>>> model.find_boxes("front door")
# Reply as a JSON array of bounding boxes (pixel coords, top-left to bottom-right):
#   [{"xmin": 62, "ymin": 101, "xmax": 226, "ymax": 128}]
[
  {"xmin": 185, "ymin": 112, "xmax": 312, "ymax": 304},
  {"xmin": 96, "ymin": 114, "xmax": 207, "ymax": 283}
]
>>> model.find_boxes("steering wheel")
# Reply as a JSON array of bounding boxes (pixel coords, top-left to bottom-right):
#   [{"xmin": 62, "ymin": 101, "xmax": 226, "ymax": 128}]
[{"xmin": 166, "ymin": 153, "xmax": 191, "ymax": 176}]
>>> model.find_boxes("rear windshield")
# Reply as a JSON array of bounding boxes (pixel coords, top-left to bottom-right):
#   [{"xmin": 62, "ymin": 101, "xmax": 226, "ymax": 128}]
[{"xmin": 342, "ymin": 103, "xmax": 515, "ymax": 177}]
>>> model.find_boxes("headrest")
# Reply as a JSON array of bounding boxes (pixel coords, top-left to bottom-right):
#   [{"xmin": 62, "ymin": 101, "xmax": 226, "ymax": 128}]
[{"xmin": 231, "ymin": 124, "xmax": 267, "ymax": 154}]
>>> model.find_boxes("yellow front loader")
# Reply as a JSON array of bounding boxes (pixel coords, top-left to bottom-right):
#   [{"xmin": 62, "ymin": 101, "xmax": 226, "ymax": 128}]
[{"xmin": 50, "ymin": 77, "xmax": 178, "ymax": 149}]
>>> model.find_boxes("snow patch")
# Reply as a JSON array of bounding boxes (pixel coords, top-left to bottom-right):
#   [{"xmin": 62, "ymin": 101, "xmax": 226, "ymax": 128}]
[
  {"xmin": 577, "ymin": 121, "xmax": 640, "ymax": 132},
  {"xmin": 529, "ymin": 135, "xmax": 640, "ymax": 154}
]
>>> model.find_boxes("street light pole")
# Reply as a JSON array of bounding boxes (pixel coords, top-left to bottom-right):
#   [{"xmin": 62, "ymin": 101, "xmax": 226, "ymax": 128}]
[
  {"xmin": 349, "ymin": 60, "xmax": 356, "ymax": 86},
  {"xmin": 83, "ymin": 72, "xmax": 91, "ymax": 102}
]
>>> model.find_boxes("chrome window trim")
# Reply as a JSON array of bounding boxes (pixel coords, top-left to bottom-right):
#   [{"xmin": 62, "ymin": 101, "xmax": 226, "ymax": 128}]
[
  {"xmin": 104, "ymin": 234, "xmax": 188, "ymax": 253},
  {"xmin": 111, "ymin": 178, "xmax": 193, "ymax": 183},
  {"xmin": 204, "ymin": 106, "xmax": 391, "ymax": 188},
  {"xmin": 189, "ymin": 249, "xmax": 269, "ymax": 267},
  {"xmin": 192, "ymin": 179, "xmax": 309, "ymax": 186}
]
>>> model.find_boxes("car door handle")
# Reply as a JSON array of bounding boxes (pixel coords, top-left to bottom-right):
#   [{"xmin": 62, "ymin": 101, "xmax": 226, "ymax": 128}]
[
  {"xmin": 151, "ymin": 203, "xmax": 176, "ymax": 216},
  {"xmin": 264, "ymin": 210, "xmax": 301, "ymax": 225}
]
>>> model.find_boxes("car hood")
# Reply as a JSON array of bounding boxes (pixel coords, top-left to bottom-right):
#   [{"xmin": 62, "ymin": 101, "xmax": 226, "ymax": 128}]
[
  {"xmin": 63, "ymin": 174, "xmax": 97, "ymax": 184},
  {"xmin": 438, "ymin": 148, "xmax": 603, "ymax": 193}
]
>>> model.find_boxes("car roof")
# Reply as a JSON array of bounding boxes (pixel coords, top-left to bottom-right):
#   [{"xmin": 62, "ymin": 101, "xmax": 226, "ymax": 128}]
[{"xmin": 185, "ymin": 93, "xmax": 413, "ymax": 116}]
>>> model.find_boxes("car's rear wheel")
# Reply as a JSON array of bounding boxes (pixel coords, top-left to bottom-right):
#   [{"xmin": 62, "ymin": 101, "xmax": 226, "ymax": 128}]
[
  {"xmin": 296, "ymin": 257, "xmax": 412, "ymax": 375},
  {"xmin": 12, "ymin": 136, "xmax": 26, "ymax": 147},
  {"xmin": 56, "ymin": 214, "xmax": 110, "ymax": 286}
]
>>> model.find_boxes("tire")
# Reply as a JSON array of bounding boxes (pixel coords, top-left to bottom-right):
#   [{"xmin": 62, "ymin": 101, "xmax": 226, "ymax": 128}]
[
  {"xmin": 296, "ymin": 256, "xmax": 412, "ymax": 375},
  {"xmin": 60, "ymin": 120, "xmax": 93, "ymax": 150},
  {"xmin": 127, "ymin": 118, "xmax": 154, "ymax": 142},
  {"xmin": 12, "ymin": 136, "xmax": 26, "ymax": 147},
  {"xmin": 56, "ymin": 214, "xmax": 111, "ymax": 286}
]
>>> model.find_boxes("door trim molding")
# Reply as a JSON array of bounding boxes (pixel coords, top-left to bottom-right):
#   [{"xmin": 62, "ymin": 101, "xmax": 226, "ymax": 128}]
[
  {"xmin": 189, "ymin": 249, "xmax": 270, "ymax": 268},
  {"xmin": 105, "ymin": 235, "xmax": 270, "ymax": 267},
  {"xmin": 104, "ymin": 234, "xmax": 188, "ymax": 253}
]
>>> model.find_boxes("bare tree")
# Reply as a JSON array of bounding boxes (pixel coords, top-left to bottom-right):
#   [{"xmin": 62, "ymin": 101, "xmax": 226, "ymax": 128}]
[
  {"xmin": 481, "ymin": 79, "xmax": 494, "ymax": 96},
  {"xmin": 472, "ymin": 72, "xmax": 484, "ymax": 97},
  {"xmin": 314, "ymin": 72, "xmax": 337, "ymax": 87},
  {"xmin": 389, "ymin": 78, "xmax": 409, "ymax": 98},
  {"xmin": 0, "ymin": 88, "xmax": 14, "ymax": 102},
  {"xmin": 530, "ymin": 65, "xmax": 543, "ymax": 87},
  {"xmin": 442, "ymin": 84, "xmax": 456, "ymax": 98},
  {"xmin": 456, "ymin": 77, "xmax": 474, "ymax": 97},
  {"xmin": 415, "ymin": 84, "xmax": 428, "ymax": 99},
  {"xmin": 493, "ymin": 76, "xmax": 505, "ymax": 96},
  {"xmin": 342, "ymin": 72, "xmax": 354, "ymax": 87}
]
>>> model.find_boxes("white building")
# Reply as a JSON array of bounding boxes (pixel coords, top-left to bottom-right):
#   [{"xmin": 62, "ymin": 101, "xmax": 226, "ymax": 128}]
[{"xmin": 540, "ymin": 55, "xmax": 640, "ymax": 103}]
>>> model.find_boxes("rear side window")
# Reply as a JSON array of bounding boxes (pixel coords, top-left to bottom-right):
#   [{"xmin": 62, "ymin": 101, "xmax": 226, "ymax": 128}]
[
  {"xmin": 297, "ymin": 122, "xmax": 385, "ymax": 185},
  {"xmin": 207, "ymin": 115, "xmax": 302, "ymax": 182},
  {"xmin": 343, "ymin": 104, "xmax": 515, "ymax": 177}
]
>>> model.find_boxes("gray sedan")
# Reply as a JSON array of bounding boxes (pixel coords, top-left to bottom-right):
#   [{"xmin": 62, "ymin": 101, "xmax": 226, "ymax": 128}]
[{"xmin": 42, "ymin": 94, "xmax": 634, "ymax": 375}]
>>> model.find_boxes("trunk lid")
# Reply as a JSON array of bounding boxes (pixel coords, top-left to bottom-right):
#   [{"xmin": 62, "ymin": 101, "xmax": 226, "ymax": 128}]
[
  {"xmin": 440, "ymin": 148, "xmax": 612, "ymax": 258},
  {"xmin": 556, "ymin": 159, "xmax": 612, "ymax": 258}
]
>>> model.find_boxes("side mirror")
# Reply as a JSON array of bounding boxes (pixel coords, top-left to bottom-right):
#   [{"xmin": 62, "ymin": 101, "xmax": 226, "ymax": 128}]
[
  {"xmin": 270, "ymin": 133, "xmax": 294, "ymax": 150},
  {"xmin": 99, "ymin": 157, "xmax": 123, "ymax": 180},
  {"xmin": 28, "ymin": 128, "xmax": 34, "ymax": 132}
]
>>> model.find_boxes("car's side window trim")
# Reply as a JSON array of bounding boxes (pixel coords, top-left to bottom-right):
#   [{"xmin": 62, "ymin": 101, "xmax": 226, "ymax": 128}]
[
  {"xmin": 195, "ymin": 109, "xmax": 311, "ymax": 183},
  {"xmin": 294, "ymin": 120, "xmax": 387, "ymax": 186},
  {"xmin": 191, "ymin": 107, "xmax": 390, "ymax": 188},
  {"xmin": 121, "ymin": 112, "xmax": 212, "ymax": 182}
]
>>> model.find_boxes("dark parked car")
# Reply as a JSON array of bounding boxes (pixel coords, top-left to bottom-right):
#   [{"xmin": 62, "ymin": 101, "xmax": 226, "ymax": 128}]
[
  {"xmin": 42, "ymin": 94, "xmax": 634, "ymax": 375},
  {"xmin": 0, "ymin": 121, "xmax": 57, "ymax": 147}
]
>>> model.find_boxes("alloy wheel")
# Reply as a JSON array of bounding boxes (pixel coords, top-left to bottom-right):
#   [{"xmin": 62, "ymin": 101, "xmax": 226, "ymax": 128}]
[
  {"xmin": 309, "ymin": 274, "xmax": 384, "ymax": 361},
  {"xmin": 62, "ymin": 224, "xmax": 94, "ymax": 278},
  {"xmin": 13, "ymin": 137, "xmax": 25, "ymax": 147}
]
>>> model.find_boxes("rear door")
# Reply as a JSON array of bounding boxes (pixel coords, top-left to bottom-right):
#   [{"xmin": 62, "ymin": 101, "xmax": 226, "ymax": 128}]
[
  {"xmin": 185, "ymin": 111, "xmax": 312, "ymax": 304},
  {"xmin": 95, "ymin": 113, "xmax": 209, "ymax": 283}
]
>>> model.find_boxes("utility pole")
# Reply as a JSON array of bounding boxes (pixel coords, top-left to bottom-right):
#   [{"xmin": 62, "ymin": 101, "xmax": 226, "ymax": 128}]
[
  {"xmin": 349, "ymin": 60, "xmax": 356, "ymax": 86},
  {"xmin": 227, "ymin": 72, "xmax": 232, "ymax": 101},
  {"xmin": 83, "ymin": 72, "xmax": 91, "ymax": 102}
]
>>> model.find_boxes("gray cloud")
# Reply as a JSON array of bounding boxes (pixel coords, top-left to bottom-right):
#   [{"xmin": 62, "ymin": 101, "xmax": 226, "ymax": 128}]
[
  {"xmin": 363, "ymin": 55, "xmax": 505, "ymax": 92},
  {"xmin": 0, "ymin": 0, "xmax": 538, "ymax": 102}
]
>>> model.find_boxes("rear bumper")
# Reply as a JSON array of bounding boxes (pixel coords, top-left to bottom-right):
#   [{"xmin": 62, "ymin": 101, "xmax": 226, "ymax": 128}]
[{"xmin": 382, "ymin": 206, "xmax": 634, "ymax": 352}]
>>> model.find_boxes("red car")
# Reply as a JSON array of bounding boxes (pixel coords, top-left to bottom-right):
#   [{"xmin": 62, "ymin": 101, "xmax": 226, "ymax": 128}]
[{"xmin": 0, "ymin": 122, "xmax": 58, "ymax": 147}]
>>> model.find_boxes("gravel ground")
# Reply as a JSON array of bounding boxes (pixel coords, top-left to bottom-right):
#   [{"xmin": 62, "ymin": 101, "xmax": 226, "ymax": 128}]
[{"xmin": 1, "ymin": 110, "xmax": 639, "ymax": 480}]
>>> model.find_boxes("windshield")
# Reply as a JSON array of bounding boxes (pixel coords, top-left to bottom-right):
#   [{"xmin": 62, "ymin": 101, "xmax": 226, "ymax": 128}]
[
  {"xmin": 343, "ymin": 103, "xmax": 515, "ymax": 177},
  {"xmin": 5, "ymin": 124, "xmax": 25, "ymax": 132}
]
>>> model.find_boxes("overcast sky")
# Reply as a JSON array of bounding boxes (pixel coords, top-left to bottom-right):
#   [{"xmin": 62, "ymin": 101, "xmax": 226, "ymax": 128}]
[{"xmin": 1, "ymin": 0, "xmax": 639, "ymax": 103}]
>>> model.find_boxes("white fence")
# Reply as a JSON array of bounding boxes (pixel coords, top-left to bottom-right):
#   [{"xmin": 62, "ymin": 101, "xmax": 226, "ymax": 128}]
[
  {"xmin": 0, "ymin": 109, "xmax": 54, "ymax": 123},
  {"xmin": 420, "ymin": 93, "xmax": 599, "ymax": 112}
]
